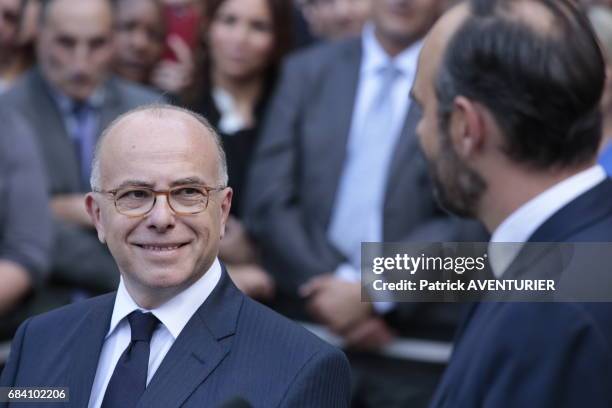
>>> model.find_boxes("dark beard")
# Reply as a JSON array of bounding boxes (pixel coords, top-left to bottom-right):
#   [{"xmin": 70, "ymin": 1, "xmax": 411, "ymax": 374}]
[{"xmin": 425, "ymin": 131, "xmax": 487, "ymax": 219}]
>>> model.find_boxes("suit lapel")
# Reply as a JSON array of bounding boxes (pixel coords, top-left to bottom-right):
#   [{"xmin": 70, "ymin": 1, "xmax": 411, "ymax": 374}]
[
  {"xmin": 136, "ymin": 318, "xmax": 227, "ymax": 408},
  {"xmin": 320, "ymin": 40, "xmax": 363, "ymax": 223},
  {"xmin": 385, "ymin": 102, "xmax": 421, "ymax": 197},
  {"xmin": 26, "ymin": 69, "xmax": 82, "ymax": 192},
  {"xmin": 66, "ymin": 294, "xmax": 115, "ymax": 408},
  {"xmin": 26, "ymin": 69, "xmax": 69, "ymax": 138},
  {"xmin": 137, "ymin": 267, "xmax": 243, "ymax": 408},
  {"xmin": 98, "ymin": 78, "xmax": 122, "ymax": 132},
  {"xmin": 528, "ymin": 178, "xmax": 612, "ymax": 242},
  {"xmin": 452, "ymin": 302, "xmax": 479, "ymax": 345},
  {"xmin": 500, "ymin": 179, "xmax": 612, "ymax": 279}
]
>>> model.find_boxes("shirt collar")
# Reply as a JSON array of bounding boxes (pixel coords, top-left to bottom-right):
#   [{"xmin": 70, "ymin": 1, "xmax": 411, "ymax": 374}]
[
  {"xmin": 599, "ymin": 140, "xmax": 612, "ymax": 176},
  {"xmin": 48, "ymin": 83, "xmax": 106, "ymax": 114},
  {"xmin": 107, "ymin": 257, "xmax": 223, "ymax": 340},
  {"xmin": 488, "ymin": 165, "xmax": 606, "ymax": 277},
  {"xmin": 360, "ymin": 22, "xmax": 423, "ymax": 79}
]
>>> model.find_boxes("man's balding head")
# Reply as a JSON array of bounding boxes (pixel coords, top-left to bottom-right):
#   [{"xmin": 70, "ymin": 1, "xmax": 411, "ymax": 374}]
[
  {"xmin": 412, "ymin": 0, "xmax": 606, "ymax": 224},
  {"xmin": 91, "ymin": 104, "xmax": 229, "ymax": 192},
  {"xmin": 37, "ymin": 0, "xmax": 115, "ymax": 101},
  {"xmin": 435, "ymin": 0, "xmax": 605, "ymax": 169}
]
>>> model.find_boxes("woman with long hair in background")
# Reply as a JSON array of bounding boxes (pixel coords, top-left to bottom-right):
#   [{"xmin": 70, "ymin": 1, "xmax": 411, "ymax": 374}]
[{"xmin": 185, "ymin": 0, "xmax": 293, "ymax": 300}]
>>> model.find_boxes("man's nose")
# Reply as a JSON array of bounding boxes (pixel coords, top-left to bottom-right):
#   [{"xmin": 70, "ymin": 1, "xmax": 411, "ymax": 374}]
[
  {"xmin": 131, "ymin": 29, "xmax": 149, "ymax": 52},
  {"xmin": 145, "ymin": 195, "xmax": 176, "ymax": 232},
  {"xmin": 74, "ymin": 43, "xmax": 88, "ymax": 62},
  {"xmin": 72, "ymin": 44, "xmax": 92, "ymax": 72},
  {"xmin": 229, "ymin": 23, "xmax": 250, "ymax": 46}
]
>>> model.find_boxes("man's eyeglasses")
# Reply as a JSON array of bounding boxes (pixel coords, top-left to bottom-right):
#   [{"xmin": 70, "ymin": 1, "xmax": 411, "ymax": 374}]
[{"xmin": 93, "ymin": 185, "xmax": 226, "ymax": 217}]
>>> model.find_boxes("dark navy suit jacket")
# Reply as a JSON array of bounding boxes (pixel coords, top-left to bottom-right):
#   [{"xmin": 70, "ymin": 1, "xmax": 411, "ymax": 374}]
[
  {"xmin": 0, "ymin": 269, "xmax": 352, "ymax": 408},
  {"xmin": 429, "ymin": 178, "xmax": 612, "ymax": 408}
]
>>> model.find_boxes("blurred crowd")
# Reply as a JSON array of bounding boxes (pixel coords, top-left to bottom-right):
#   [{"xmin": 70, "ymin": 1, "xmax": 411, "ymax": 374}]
[{"xmin": 1, "ymin": 0, "xmax": 612, "ymax": 406}]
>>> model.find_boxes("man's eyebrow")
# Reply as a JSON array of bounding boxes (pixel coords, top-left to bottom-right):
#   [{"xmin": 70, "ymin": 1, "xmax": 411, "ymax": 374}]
[
  {"xmin": 170, "ymin": 177, "xmax": 209, "ymax": 187},
  {"xmin": 108, "ymin": 178, "xmax": 213, "ymax": 190},
  {"xmin": 112, "ymin": 180, "xmax": 154, "ymax": 190}
]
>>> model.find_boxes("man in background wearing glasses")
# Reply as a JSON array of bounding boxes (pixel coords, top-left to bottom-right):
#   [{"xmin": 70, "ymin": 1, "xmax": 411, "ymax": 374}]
[{"xmin": 0, "ymin": 104, "xmax": 351, "ymax": 408}]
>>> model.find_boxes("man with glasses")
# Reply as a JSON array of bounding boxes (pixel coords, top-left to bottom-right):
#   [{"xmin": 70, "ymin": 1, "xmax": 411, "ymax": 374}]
[{"xmin": 0, "ymin": 104, "xmax": 351, "ymax": 408}]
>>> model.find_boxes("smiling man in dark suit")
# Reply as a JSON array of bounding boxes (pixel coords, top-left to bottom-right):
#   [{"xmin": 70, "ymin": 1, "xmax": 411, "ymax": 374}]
[
  {"xmin": 410, "ymin": 0, "xmax": 612, "ymax": 406},
  {"xmin": 0, "ymin": 104, "xmax": 351, "ymax": 408},
  {"xmin": 0, "ymin": 0, "xmax": 163, "ymax": 297}
]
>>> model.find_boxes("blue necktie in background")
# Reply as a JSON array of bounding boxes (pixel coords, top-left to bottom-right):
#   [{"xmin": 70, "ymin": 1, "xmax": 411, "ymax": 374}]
[
  {"xmin": 329, "ymin": 63, "xmax": 402, "ymax": 268},
  {"xmin": 71, "ymin": 101, "xmax": 96, "ymax": 190}
]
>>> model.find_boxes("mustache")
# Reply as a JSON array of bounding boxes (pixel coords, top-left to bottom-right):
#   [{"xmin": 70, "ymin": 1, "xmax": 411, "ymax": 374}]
[{"xmin": 67, "ymin": 72, "xmax": 94, "ymax": 84}]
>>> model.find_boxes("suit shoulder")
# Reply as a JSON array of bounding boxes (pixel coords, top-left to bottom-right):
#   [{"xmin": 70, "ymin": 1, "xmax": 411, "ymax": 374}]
[
  {"xmin": 283, "ymin": 37, "xmax": 360, "ymax": 77},
  {"xmin": 239, "ymin": 297, "xmax": 346, "ymax": 359},
  {"xmin": 0, "ymin": 72, "xmax": 37, "ymax": 107},
  {"xmin": 24, "ymin": 293, "xmax": 115, "ymax": 334},
  {"xmin": 109, "ymin": 77, "xmax": 166, "ymax": 107},
  {"xmin": 491, "ymin": 303, "xmax": 612, "ymax": 351},
  {"xmin": 567, "ymin": 303, "xmax": 612, "ymax": 351},
  {"xmin": 288, "ymin": 37, "xmax": 359, "ymax": 63}
]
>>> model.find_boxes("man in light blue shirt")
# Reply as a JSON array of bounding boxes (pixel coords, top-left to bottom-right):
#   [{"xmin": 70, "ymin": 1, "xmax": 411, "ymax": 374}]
[
  {"xmin": 244, "ymin": 0, "xmax": 486, "ymax": 405},
  {"xmin": 588, "ymin": 5, "xmax": 612, "ymax": 177}
]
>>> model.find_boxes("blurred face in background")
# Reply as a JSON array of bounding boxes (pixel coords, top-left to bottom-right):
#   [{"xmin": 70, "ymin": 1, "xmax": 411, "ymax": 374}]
[
  {"xmin": 37, "ymin": 0, "xmax": 115, "ymax": 101},
  {"xmin": 371, "ymin": 0, "xmax": 443, "ymax": 53},
  {"xmin": 115, "ymin": 0, "xmax": 165, "ymax": 83},
  {"xmin": 0, "ymin": 0, "xmax": 20, "ymax": 56},
  {"xmin": 303, "ymin": 0, "xmax": 371, "ymax": 40},
  {"xmin": 208, "ymin": 0, "xmax": 275, "ymax": 83},
  {"xmin": 588, "ymin": 6, "xmax": 612, "ymax": 122},
  {"xmin": 161, "ymin": 0, "xmax": 195, "ymax": 5},
  {"xmin": 17, "ymin": 0, "xmax": 41, "ymax": 47}
]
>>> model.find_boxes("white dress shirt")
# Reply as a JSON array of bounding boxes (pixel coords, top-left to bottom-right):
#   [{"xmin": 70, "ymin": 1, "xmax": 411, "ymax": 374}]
[
  {"xmin": 488, "ymin": 165, "xmax": 606, "ymax": 277},
  {"xmin": 87, "ymin": 258, "xmax": 222, "ymax": 408},
  {"xmin": 213, "ymin": 86, "xmax": 249, "ymax": 134}
]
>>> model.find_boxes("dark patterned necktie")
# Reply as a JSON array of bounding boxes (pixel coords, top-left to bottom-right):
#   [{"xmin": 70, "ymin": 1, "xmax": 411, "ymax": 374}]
[{"xmin": 101, "ymin": 311, "xmax": 159, "ymax": 408}]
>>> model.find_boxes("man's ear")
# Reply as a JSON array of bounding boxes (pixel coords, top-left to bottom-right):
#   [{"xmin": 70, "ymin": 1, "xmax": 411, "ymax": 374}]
[
  {"xmin": 85, "ymin": 193, "xmax": 106, "ymax": 244},
  {"xmin": 450, "ymin": 96, "xmax": 486, "ymax": 158},
  {"xmin": 219, "ymin": 187, "xmax": 233, "ymax": 239}
]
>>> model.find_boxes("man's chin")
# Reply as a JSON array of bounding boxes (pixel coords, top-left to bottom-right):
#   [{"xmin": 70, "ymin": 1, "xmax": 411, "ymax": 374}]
[
  {"xmin": 433, "ymin": 185, "xmax": 478, "ymax": 219},
  {"xmin": 63, "ymin": 84, "xmax": 97, "ymax": 101}
]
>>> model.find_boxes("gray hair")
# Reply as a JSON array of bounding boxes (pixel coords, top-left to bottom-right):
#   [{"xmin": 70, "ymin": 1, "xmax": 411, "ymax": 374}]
[{"xmin": 90, "ymin": 103, "xmax": 229, "ymax": 191}]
